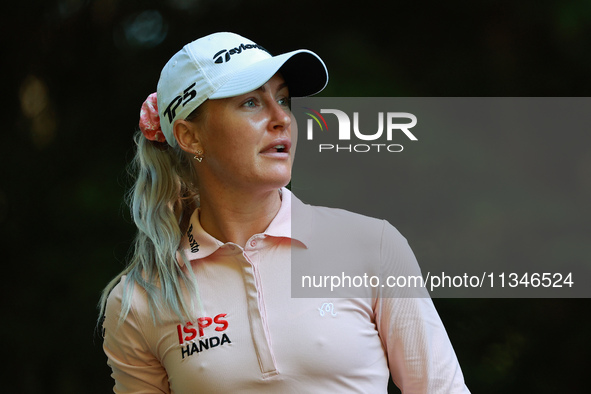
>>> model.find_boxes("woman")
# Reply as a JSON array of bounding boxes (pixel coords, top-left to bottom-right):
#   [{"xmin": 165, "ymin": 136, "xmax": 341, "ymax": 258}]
[{"xmin": 100, "ymin": 32, "xmax": 470, "ymax": 393}]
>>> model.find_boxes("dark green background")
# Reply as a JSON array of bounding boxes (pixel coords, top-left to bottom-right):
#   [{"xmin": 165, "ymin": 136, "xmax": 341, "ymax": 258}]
[{"xmin": 3, "ymin": 0, "xmax": 590, "ymax": 392}]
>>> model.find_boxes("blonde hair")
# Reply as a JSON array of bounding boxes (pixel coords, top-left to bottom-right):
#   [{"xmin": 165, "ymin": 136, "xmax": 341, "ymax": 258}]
[{"xmin": 98, "ymin": 129, "xmax": 202, "ymax": 325}]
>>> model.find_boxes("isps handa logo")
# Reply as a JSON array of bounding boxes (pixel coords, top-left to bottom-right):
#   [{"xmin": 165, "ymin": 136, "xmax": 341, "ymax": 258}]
[
  {"xmin": 303, "ymin": 107, "xmax": 417, "ymax": 153},
  {"xmin": 177, "ymin": 313, "xmax": 231, "ymax": 359}
]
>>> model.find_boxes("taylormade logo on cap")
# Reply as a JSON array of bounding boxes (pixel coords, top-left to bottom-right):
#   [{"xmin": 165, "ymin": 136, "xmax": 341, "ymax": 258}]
[{"xmin": 212, "ymin": 43, "xmax": 269, "ymax": 64}]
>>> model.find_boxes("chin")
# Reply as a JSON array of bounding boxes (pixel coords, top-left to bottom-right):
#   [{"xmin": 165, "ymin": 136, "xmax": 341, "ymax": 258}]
[
  {"xmin": 266, "ymin": 172, "xmax": 292, "ymax": 190},
  {"xmin": 272, "ymin": 177, "xmax": 292, "ymax": 190}
]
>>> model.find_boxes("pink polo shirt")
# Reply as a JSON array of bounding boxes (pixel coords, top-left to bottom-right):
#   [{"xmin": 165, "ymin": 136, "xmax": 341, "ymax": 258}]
[{"xmin": 103, "ymin": 188, "xmax": 469, "ymax": 393}]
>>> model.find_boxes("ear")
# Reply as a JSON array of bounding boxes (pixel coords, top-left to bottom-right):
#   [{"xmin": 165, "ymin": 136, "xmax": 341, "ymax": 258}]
[{"xmin": 173, "ymin": 119, "xmax": 202, "ymax": 154}]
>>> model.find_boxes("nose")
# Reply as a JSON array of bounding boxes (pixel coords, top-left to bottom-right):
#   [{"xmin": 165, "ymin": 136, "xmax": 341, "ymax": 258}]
[{"xmin": 268, "ymin": 100, "xmax": 291, "ymax": 132}]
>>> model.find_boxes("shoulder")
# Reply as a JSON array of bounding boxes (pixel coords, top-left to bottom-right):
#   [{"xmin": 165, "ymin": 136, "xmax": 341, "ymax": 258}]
[
  {"xmin": 292, "ymin": 195, "xmax": 413, "ymax": 271},
  {"xmin": 104, "ymin": 276, "xmax": 151, "ymax": 332},
  {"xmin": 296, "ymin": 199, "xmax": 403, "ymax": 248},
  {"xmin": 293, "ymin": 195, "xmax": 416, "ymax": 261},
  {"xmin": 311, "ymin": 204, "xmax": 384, "ymax": 227},
  {"xmin": 292, "ymin": 196, "xmax": 388, "ymax": 239}
]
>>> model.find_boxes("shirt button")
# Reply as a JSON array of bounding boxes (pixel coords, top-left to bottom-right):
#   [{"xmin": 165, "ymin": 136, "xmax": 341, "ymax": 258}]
[{"xmin": 250, "ymin": 240, "xmax": 257, "ymax": 247}]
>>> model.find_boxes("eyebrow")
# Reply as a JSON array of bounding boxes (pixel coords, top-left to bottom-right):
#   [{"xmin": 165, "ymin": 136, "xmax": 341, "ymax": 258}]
[{"xmin": 257, "ymin": 82, "xmax": 289, "ymax": 93}]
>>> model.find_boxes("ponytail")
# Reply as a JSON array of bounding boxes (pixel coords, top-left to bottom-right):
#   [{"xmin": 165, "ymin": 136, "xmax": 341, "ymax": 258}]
[{"xmin": 98, "ymin": 131, "xmax": 201, "ymax": 325}]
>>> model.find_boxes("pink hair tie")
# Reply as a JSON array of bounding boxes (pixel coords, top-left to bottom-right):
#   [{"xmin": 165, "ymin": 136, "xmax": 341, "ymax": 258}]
[{"xmin": 139, "ymin": 92, "xmax": 167, "ymax": 143}]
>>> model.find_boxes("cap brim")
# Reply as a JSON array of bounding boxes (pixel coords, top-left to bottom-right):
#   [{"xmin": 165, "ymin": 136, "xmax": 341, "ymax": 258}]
[{"xmin": 209, "ymin": 49, "xmax": 328, "ymax": 99}]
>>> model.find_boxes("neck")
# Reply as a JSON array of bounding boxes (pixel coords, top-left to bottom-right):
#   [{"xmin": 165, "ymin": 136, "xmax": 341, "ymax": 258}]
[{"xmin": 197, "ymin": 186, "xmax": 282, "ymax": 247}]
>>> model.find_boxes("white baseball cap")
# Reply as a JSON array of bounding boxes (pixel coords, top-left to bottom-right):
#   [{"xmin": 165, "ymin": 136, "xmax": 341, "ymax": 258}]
[{"xmin": 156, "ymin": 32, "xmax": 329, "ymax": 145}]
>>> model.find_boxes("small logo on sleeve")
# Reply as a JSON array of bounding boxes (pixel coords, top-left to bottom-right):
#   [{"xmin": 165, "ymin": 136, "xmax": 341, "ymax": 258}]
[{"xmin": 177, "ymin": 313, "xmax": 231, "ymax": 359}]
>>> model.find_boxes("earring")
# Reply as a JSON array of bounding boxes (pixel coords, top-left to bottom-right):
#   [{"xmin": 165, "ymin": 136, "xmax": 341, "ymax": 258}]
[{"xmin": 193, "ymin": 150, "xmax": 203, "ymax": 162}]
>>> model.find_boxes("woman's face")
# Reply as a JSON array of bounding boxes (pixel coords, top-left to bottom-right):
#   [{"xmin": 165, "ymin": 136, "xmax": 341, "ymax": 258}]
[{"xmin": 194, "ymin": 73, "xmax": 295, "ymax": 193}]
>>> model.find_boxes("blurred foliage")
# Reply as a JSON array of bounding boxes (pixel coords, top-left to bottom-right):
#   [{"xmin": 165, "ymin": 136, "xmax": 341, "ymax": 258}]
[{"xmin": 2, "ymin": 0, "xmax": 591, "ymax": 392}]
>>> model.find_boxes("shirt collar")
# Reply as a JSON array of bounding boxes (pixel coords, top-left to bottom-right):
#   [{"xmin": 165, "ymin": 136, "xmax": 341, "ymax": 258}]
[{"xmin": 177, "ymin": 187, "xmax": 312, "ymax": 266}]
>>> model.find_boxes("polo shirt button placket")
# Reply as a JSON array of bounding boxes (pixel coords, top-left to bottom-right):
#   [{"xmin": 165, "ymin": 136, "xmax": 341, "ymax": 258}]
[{"xmin": 240, "ymin": 236, "xmax": 278, "ymax": 377}]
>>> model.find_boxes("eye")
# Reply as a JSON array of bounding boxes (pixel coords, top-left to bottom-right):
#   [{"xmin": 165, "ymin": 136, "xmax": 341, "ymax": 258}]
[
  {"xmin": 278, "ymin": 96, "xmax": 291, "ymax": 109},
  {"xmin": 242, "ymin": 98, "xmax": 257, "ymax": 108}
]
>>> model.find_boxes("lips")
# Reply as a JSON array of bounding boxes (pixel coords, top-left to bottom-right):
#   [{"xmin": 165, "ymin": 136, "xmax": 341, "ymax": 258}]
[
  {"xmin": 260, "ymin": 139, "xmax": 291, "ymax": 155},
  {"xmin": 267, "ymin": 144, "xmax": 286, "ymax": 153}
]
